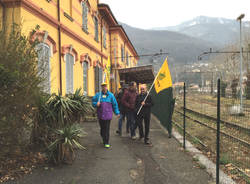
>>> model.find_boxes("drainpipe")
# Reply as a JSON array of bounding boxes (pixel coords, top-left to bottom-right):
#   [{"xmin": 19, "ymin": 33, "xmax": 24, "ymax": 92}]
[
  {"xmin": 57, "ymin": 0, "xmax": 62, "ymax": 95},
  {"xmin": 109, "ymin": 30, "xmax": 113, "ymax": 92},
  {"xmin": 100, "ymin": 16, "xmax": 103, "ymax": 79}
]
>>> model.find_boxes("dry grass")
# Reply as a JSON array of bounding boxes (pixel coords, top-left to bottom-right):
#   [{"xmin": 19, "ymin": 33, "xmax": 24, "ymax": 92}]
[{"xmin": 173, "ymin": 94, "xmax": 250, "ymax": 183}]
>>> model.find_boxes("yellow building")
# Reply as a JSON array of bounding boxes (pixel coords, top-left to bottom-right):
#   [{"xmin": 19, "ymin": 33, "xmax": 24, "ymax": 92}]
[{"xmin": 0, "ymin": 0, "xmax": 139, "ymax": 96}]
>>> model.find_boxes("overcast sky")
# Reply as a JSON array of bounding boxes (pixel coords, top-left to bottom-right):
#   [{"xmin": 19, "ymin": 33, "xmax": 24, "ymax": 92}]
[{"xmin": 100, "ymin": 0, "xmax": 250, "ymax": 29}]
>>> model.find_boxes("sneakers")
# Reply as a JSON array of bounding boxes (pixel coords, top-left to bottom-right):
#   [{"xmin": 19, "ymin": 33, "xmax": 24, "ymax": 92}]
[
  {"xmin": 116, "ymin": 130, "xmax": 121, "ymax": 136},
  {"xmin": 139, "ymin": 136, "xmax": 144, "ymax": 141},
  {"xmin": 131, "ymin": 136, "xmax": 136, "ymax": 140},
  {"xmin": 144, "ymin": 139, "xmax": 151, "ymax": 145},
  {"xmin": 104, "ymin": 144, "xmax": 111, "ymax": 148}
]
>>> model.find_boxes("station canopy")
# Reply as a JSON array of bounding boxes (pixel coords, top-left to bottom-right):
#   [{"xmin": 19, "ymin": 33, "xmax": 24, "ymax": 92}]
[{"xmin": 118, "ymin": 65, "xmax": 155, "ymax": 84}]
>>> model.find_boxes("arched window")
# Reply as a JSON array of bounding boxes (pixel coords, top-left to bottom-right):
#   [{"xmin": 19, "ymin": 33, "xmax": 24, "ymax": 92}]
[
  {"xmin": 36, "ymin": 43, "xmax": 51, "ymax": 94},
  {"xmin": 82, "ymin": 61, "xmax": 88, "ymax": 95},
  {"xmin": 62, "ymin": 45, "xmax": 78, "ymax": 94},
  {"xmin": 66, "ymin": 53, "xmax": 74, "ymax": 94}
]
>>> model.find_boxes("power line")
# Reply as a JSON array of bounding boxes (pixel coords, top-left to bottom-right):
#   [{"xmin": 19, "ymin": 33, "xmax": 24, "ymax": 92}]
[{"xmin": 113, "ymin": 51, "xmax": 169, "ymax": 59}]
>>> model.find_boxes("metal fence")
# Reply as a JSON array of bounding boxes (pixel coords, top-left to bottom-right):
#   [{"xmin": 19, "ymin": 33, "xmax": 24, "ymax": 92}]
[{"xmin": 173, "ymin": 78, "xmax": 250, "ymax": 184}]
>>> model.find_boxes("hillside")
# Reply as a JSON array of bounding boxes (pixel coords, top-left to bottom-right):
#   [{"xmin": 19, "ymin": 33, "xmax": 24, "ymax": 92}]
[
  {"xmin": 153, "ymin": 16, "xmax": 250, "ymax": 46},
  {"xmin": 121, "ymin": 23, "xmax": 216, "ymax": 72}
]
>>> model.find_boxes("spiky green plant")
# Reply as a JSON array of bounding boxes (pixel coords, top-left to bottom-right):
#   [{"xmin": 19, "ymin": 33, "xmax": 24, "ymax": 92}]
[
  {"xmin": 47, "ymin": 124, "xmax": 86, "ymax": 164},
  {"xmin": 47, "ymin": 93, "xmax": 79, "ymax": 126},
  {"xmin": 31, "ymin": 93, "xmax": 55, "ymax": 146},
  {"xmin": 67, "ymin": 88, "xmax": 94, "ymax": 123}
]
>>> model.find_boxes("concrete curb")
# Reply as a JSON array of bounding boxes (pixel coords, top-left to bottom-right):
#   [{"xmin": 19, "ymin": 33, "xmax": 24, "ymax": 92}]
[{"xmin": 152, "ymin": 115, "xmax": 236, "ymax": 184}]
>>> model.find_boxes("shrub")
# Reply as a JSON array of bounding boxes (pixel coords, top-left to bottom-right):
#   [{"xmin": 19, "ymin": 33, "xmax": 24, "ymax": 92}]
[
  {"xmin": 32, "ymin": 89, "xmax": 93, "ymax": 163},
  {"xmin": 47, "ymin": 124, "xmax": 86, "ymax": 164},
  {"xmin": 0, "ymin": 24, "xmax": 43, "ymax": 157}
]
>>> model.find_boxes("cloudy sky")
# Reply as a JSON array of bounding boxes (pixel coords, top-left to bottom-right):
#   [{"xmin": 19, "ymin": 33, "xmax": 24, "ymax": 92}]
[{"xmin": 100, "ymin": 0, "xmax": 250, "ymax": 29}]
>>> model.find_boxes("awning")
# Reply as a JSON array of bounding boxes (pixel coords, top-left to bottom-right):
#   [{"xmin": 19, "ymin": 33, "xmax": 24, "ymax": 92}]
[{"xmin": 118, "ymin": 65, "xmax": 155, "ymax": 84}]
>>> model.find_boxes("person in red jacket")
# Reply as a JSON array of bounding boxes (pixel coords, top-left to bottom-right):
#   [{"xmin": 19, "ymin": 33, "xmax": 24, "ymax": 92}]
[{"xmin": 121, "ymin": 82, "xmax": 137, "ymax": 139}]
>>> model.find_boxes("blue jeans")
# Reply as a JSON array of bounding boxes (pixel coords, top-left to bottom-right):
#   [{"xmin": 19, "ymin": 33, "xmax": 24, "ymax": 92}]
[
  {"xmin": 118, "ymin": 113, "xmax": 125, "ymax": 132},
  {"xmin": 127, "ymin": 111, "xmax": 135, "ymax": 137}
]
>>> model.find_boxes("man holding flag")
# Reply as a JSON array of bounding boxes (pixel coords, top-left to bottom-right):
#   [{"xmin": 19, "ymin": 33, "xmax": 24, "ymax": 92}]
[
  {"xmin": 137, "ymin": 57, "xmax": 174, "ymax": 138},
  {"xmin": 135, "ymin": 85, "xmax": 154, "ymax": 144}
]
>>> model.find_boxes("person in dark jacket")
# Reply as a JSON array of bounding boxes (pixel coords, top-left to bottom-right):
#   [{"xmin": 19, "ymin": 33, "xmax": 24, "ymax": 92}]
[
  {"xmin": 121, "ymin": 81, "xmax": 137, "ymax": 139},
  {"xmin": 92, "ymin": 82, "xmax": 120, "ymax": 148},
  {"xmin": 135, "ymin": 85, "xmax": 154, "ymax": 144},
  {"xmin": 115, "ymin": 84, "xmax": 128, "ymax": 136}
]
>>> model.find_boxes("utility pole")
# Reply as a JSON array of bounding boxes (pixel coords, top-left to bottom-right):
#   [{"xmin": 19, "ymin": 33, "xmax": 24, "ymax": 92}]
[{"xmin": 237, "ymin": 14, "xmax": 245, "ymax": 113}]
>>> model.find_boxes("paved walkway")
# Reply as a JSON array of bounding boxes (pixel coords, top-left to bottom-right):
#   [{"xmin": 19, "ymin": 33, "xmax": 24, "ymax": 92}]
[{"xmin": 7, "ymin": 115, "xmax": 214, "ymax": 184}]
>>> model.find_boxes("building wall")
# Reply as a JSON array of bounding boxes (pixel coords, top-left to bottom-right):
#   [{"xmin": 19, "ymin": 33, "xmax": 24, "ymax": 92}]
[
  {"xmin": 1, "ymin": 0, "xmax": 137, "ymax": 96},
  {"xmin": 110, "ymin": 29, "xmax": 138, "ymax": 91}
]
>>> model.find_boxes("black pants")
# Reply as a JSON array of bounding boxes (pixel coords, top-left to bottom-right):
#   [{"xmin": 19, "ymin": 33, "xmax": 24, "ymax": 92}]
[
  {"xmin": 136, "ymin": 113, "xmax": 151, "ymax": 141},
  {"xmin": 98, "ymin": 119, "xmax": 111, "ymax": 144}
]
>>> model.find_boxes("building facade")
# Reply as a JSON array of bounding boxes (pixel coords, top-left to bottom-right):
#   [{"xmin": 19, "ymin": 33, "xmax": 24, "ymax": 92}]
[{"xmin": 0, "ymin": 0, "xmax": 138, "ymax": 96}]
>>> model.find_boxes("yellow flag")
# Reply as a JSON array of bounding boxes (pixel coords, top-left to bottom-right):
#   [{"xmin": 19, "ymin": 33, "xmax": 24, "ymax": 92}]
[{"xmin": 154, "ymin": 57, "xmax": 172, "ymax": 93}]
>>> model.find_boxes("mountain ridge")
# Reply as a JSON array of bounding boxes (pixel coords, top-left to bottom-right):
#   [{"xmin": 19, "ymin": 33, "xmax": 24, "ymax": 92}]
[
  {"xmin": 151, "ymin": 16, "xmax": 250, "ymax": 45},
  {"xmin": 120, "ymin": 22, "xmax": 216, "ymax": 72}
]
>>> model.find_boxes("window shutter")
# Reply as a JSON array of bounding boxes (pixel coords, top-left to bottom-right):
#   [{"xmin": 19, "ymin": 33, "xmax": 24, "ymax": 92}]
[
  {"xmin": 37, "ymin": 43, "xmax": 51, "ymax": 94},
  {"xmin": 83, "ymin": 62, "xmax": 88, "ymax": 95},
  {"xmin": 103, "ymin": 27, "xmax": 106, "ymax": 48},
  {"xmin": 94, "ymin": 67, "xmax": 99, "ymax": 93},
  {"xmin": 44, "ymin": 46, "xmax": 51, "ymax": 93},
  {"xmin": 99, "ymin": 67, "xmax": 103, "ymax": 87},
  {"xmin": 95, "ymin": 17, "xmax": 98, "ymax": 41},
  {"xmin": 121, "ymin": 47, "xmax": 124, "ymax": 62},
  {"xmin": 66, "ymin": 54, "xmax": 70, "ymax": 94},
  {"xmin": 126, "ymin": 52, "xmax": 129, "ymax": 66},
  {"xmin": 82, "ymin": 2, "xmax": 88, "ymax": 32},
  {"xmin": 66, "ymin": 54, "xmax": 74, "ymax": 94},
  {"xmin": 70, "ymin": 55, "xmax": 74, "ymax": 93}
]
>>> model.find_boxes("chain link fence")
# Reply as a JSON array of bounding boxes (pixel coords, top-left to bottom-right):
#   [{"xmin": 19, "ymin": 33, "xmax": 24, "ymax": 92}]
[{"xmin": 173, "ymin": 71, "xmax": 250, "ymax": 183}]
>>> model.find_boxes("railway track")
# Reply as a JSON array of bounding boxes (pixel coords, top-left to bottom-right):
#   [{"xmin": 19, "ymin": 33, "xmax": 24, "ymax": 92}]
[
  {"xmin": 172, "ymin": 120, "xmax": 250, "ymax": 180},
  {"xmin": 185, "ymin": 96, "xmax": 250, "ymax": 113},
  {"xmin": 176, "ymin": 106, "xmax": 250, "ymax": 133},
  {"xmin": 174, "ymin": 109, "xmax": 250, "ymax": 148}
]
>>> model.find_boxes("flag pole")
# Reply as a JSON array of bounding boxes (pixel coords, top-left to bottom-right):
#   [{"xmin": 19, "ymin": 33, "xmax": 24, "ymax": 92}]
[{"xmin": 136, "ymin": 58, "xmax": 167, "ymax": 115}]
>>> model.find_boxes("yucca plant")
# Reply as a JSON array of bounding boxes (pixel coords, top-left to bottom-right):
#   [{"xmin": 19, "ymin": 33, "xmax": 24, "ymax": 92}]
[
  {"xmin": 31, "ymin": 93, "xmax": 55, "ymax": 146},
  {"xmin": 67, "ymin": 88, "xmax": 94, "ymax": 123},
  {"xmin": 47, "ymin": 93, "xmax": 79, "ymax": 126},
  {"xmin": 47, "ymin": 124, "xmax": 86, "ymax": 164}
]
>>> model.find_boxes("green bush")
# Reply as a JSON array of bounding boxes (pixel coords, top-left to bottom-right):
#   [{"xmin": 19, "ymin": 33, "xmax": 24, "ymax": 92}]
[
  {"xmin": 0, "ymin": 24, "xmax": 43, "ymax": 156},
  {"xmin": 32, "ymin": 89, "xmax": 93, "ymax": 163},
  {"xmin": 47, "ymin": 124, "xmax": 86, "ymax": 164}
]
